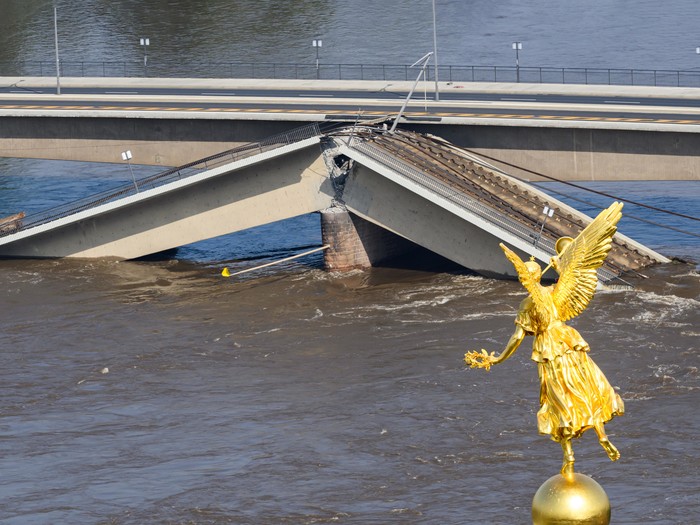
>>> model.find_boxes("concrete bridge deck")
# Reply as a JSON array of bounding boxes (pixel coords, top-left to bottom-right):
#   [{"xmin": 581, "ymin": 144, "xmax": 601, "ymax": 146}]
[{"xmin": 0, "ymin": 123, "xmax": 668, "ymax": 280}]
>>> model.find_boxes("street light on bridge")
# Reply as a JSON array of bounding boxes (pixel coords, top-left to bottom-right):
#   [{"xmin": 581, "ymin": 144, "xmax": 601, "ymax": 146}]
[
  {"xmin": 313, "ymin": 39, "xmax": 322, "ymax": 79},
  {"xmin": 512, "ymin": 41, "xmax": 522, "ymax": 82},
  {"xmin": 140, "ymin": 37, "xmax": 150, "ymax": 76},
  {"xmin": 53, "ymin": 2, "xmax": 60, "ymax": 95},
  {"xmin": 121, "ymin": 150, "xmax": 139, "ymax": 193},
  {"xmin": 432, "ymin": 0, "xmax": 439, "ymax": 101}
]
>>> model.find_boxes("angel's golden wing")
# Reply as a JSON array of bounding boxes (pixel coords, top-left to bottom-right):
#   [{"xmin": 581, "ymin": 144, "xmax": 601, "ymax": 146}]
[
  {"xmin": 499, "ymin": 243, "xmax": 546, "ymax": 306},
  {"xmin": 553, "ymin": 202, "xmax": 623, "ymax": 321}
]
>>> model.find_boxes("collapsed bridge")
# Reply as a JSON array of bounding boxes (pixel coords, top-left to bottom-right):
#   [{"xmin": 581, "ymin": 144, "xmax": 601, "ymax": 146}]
[{"xmin": 0, "ymin": 122, "xmax": 668, "ymax": 281}]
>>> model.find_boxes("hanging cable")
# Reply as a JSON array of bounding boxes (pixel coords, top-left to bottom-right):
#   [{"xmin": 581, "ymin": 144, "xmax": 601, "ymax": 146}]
[
  {"xmin": 542, "ymin": 184, "xmax": 700, "ymax": 239},
  {"xmin": 466, "ymin": 149, "xmax": 700, "ymax": 223}
]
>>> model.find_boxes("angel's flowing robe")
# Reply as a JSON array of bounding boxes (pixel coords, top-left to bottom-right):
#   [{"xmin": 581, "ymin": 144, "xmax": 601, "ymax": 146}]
[{"xmin": 515, "ymin": 293, "xmax": 624, "ymax": 442}]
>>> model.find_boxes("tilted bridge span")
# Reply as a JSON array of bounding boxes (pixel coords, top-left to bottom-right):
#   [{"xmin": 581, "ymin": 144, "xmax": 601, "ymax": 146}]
[{"xmin": 0, "ymin": 123, "xmax": 667, "ymax": 281}]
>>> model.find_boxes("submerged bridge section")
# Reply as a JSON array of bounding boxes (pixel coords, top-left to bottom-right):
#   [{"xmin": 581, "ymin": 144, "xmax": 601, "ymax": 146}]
[{"xmin": 0, "ymin": 123, "xmax": 668, "ymax": 280}]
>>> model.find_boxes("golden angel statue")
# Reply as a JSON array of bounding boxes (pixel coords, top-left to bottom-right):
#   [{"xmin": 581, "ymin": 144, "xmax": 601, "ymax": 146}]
[{"xmin": 465, "ymin": 202, "xmax": 625, "ymax": 476}]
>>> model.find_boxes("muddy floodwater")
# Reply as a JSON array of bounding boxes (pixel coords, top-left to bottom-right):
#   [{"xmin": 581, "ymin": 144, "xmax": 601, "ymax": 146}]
[
  {"xmin": 0, "ymin": 253, "xmax": 697, "ymax": 524},
  {"xmin": 0, "ymin": 135, "xmax": 698, "ymax": 525},
  {"xmin": 1, "ymin": 0, "xmax": 700, "ymax": 521}
]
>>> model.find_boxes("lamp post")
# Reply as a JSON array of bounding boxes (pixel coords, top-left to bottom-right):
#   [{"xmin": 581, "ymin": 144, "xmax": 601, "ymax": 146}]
[
  {"xmin": 432, "ymin": 0, "xmax": 439, "ymax": 101},
  {"xmin": 313, "ymin": 39, "xmax": 322, "ymax": 79},
  {"xmin": 512, "ymin": 41, "xmax": 522, "ymax": 82},
  {"xmin": 140, "ymin": 37, "xmax": 150, "ymax": 76},
  {"xmin": 121, "ymin": 150, "xmax": 139, "ymax": 192},
  {"xmin": 53, "ymin": 3, "xmax": 60, "ymax": 95},
  {"xmin": 534, "ymin": 205, "xmax": 554, "ymax": 248}
]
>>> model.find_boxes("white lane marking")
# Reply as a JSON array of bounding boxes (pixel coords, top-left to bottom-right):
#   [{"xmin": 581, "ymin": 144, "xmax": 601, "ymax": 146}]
[
  {"xmin": 106, "ymin": 91, "xmax": 138, "ymax": 94},
  {"xmin": 604, "ymin": 100, "xmax": 640, "ymax": 104},
  {"xmin": 201, "ymin": 92, "xmax": 235, "ymax": 95},
  {"xmin": 500, "ymin": 97, "xmax": 537, "ymax": 101},
  {"xmin": 11, "ymin": 90, "xmax": 43, "ymax": 93},
  {"xmin": 298, "ymin": 94, "xmax": 333, "ymax": 97}
]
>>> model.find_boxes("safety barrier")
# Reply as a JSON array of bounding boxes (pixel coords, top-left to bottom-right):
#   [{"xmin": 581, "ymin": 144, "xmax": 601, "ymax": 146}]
[{"xmin": 3, "ymin": 61, "xmax": 700, "ymax": 87}]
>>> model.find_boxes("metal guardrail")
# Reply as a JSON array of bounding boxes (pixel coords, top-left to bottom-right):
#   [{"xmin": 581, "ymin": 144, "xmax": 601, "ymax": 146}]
[
  {"xmin": 1, "ymin": 122, "xmax": 331, "ymax": 238},
  {"xmin": 3, "ymin": 61, "xmax": 700, "ymax": 87}
]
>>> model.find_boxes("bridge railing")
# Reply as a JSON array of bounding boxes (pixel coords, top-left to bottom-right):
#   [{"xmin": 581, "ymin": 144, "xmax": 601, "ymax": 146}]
[
  {"xmin": 3, "ymin": 60, "xmax": 700, "ymax": 87},
  {"xmin": 3, "ymin": 122, "xmax": 333, "ymax": 238}
]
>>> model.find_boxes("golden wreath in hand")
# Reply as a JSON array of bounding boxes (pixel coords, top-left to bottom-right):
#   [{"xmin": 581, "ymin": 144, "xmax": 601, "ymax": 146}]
[{"xmin": 464, "ymin": 349, "xmax": 497, "ymax": 371}]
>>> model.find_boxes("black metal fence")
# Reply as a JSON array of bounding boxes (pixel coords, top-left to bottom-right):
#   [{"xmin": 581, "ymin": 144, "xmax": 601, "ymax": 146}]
[{"xmin": 3, "ymin": 60, "xmax": 700, "ymax": 87}]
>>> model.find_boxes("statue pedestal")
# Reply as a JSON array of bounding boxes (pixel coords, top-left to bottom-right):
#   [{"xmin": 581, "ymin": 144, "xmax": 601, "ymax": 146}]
[{"xmin": 532, "ymin": 473, "xmax": 610, "ymax": 525}]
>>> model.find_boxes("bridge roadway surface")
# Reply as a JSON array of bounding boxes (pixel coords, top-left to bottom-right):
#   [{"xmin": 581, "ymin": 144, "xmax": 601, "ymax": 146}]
[
  {"xmin": 2, "ymin": 77, "xmax": 700, "ymax": 130},
  {"xmin": 0, "ymin": 121, "xmax": 667, "ymax": 280}
]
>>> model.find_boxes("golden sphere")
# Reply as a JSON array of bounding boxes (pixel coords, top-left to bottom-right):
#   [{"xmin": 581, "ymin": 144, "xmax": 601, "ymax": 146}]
[
  {"xmin": 532, "ymin": 473, "xmax": 610, "ymax": 525},
  {"xmin": 555, "ymin": 236, "xmax": 574, "ymax": 254}
]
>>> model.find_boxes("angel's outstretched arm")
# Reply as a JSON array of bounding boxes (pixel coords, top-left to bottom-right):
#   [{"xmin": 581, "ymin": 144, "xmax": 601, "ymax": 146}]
[
  {"xmin": 497, "ymin": 325, "xmax": 527, "ymax": 364},
  {"xmin": 465, "ymin": 325, "xmax": 526, "ymax": 370}
]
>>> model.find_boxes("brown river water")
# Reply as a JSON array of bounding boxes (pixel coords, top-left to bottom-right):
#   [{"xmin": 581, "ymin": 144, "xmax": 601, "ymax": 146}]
[
  {"xmin": 0, "ymin": 256, "xmax": 697, "ymax": 524},
  {"xmin": 1, "ymin": 0, "xmax": 700, "ymax": 522}
]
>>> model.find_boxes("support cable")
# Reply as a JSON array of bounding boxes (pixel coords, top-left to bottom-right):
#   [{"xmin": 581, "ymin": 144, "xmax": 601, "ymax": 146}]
[
  {"xmin": 465, "ymin": 149, "xmax": 700, "ymax": 223},
  {"xmin": 542, "ymin": 185, "xmax": 700, "ymax": 239}
]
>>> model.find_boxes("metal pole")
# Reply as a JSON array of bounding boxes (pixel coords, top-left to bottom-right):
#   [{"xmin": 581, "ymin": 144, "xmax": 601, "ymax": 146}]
[
  {"xmin": 127, "ymin": 159, "xmax": 138, "ymax": 192},
  {"xmin": 221, "ymin": 245, "xmax": 331, "ymax": 278},
  {"xmin": 53, "ymin": 4, "xmax": 60, "ymax": 95},
  {"xmin": 432, "ymin": 0, "xmax": 440, "ymax": 101},
  {"xmin": 390, "ymin": 52, "xmax": 432, "ymax": 133},
  {"xmin": 534, "ymin": 206, "xmax": 554, "ymax": 248},
  {"xmin": 512, "ymin": 42, "xmax": 522, "ymax": 83},
  {"xmin": 140, "ymin": 38, "xmax": 149, "ymax": 77},
  {"xmin": 313, "ymin": 39, "xmax": 322, "ymax": 79},
  {"xmin": 122, "ymin": 151, "xmax": 138, "ymax": 192}
]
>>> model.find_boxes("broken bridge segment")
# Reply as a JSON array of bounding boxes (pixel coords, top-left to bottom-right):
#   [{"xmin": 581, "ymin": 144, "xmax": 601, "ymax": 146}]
[
  {"xmin": 0, "ymin": 124, "xmax": 336, "ymax": 259},
  {"xmin": 326, "ymin": 127, "xmax": 668, "ymax": 281}
]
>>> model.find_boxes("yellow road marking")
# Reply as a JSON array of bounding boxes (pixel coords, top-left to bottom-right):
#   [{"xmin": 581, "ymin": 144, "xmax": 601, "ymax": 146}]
[{"xmin": 1, "ymin": 103, "xmax": 700, "ymax": 126}]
